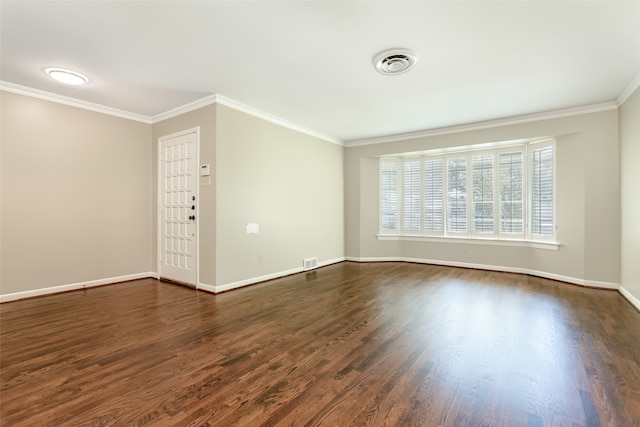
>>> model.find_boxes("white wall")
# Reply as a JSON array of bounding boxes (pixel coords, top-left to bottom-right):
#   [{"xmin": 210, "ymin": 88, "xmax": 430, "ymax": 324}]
[
  {"xmin": 0, "ymin": 91, "xmax": 153, "ymax": 297},
  {"xmin": 214, "ymin": 104, "xmax": 344, "ymax": 290},
  {"xmin": 619, "ymin": 85, "xmax": 640, "ymax": 307},
  {"xmin": 345, "ymin": 109, "xmax": 620, "ymax": 287}
]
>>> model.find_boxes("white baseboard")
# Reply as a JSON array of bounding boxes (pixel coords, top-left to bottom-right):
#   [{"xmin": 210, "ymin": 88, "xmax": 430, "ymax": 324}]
[
  {"xmin": 345, "ymin": 256, "xmax": 619, "ymax": 290},
  {"xmin": 317, "ymin": 257, "xmax": 346, "ymax": 268},
  {"xmin": 196, "ymin": 282, "xmax": 217, "ymax": 294},
  {"xmin": 0, "ymin": 272, "xmax": 158, "ymax": 303},
  {"xmin": 213, "ymin": 266, "xmax": 303, "ymax": 293},
  {"xmin": 202, "ymin": 257, "xmax": 346, "ymax": 294},
  {"xmin": 4, "ymin": 259, "xmax": 631, "ymax": 311},
  {"xmin": 619, "ymin": 286, "xmax": 640, "ymax": 311},
  {"xmin": 584, "ymin": 279, "xmax": 620, "ymax": 290}
]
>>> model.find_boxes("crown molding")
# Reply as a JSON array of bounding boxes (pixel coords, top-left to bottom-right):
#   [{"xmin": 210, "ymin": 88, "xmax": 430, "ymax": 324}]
[
  {"xmin": 0, "ymin": 81, "xmax": 152, "ymax": 123},
  {"xmin": 0, "ymin": 81, "xmax": 344, "ymax": 145},
  {"xmin": 151, "ymin": 93, "xmax": 344, "ymax": 145},
  {"xmin": 617, "ymin": 72, "xmax": 640, "ymax": 106},
  {"xmin": 344, "ymin": 101, "xmax": 618, "ymax": 147},
  {"xmin": 4, "ymin": 79, "xmax": 629, "ymax": 149},
  {"xmin": 212, "ymin": 94, "xmax": 344, "ymax": 146},
  {"xmin": 149, "ymin": 94, "xmax": 218, "ymax": 123}
]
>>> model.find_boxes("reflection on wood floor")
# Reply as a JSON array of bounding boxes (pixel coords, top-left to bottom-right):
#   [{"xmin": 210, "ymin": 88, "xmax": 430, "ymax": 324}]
[{"xmin": 1, "ymin": 262, "xmax": 639, "ymax": 426}]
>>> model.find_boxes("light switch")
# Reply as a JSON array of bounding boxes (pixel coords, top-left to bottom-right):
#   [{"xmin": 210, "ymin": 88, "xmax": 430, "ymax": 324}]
[{"xmin": 246, "ymin": 223, "xmax": 259, "ymax": 234}]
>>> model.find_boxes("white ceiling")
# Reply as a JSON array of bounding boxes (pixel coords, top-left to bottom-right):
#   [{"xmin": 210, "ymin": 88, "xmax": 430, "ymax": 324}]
[{"xmin": 1, "ymin": 1, "xmax": 639, "ymax": 143}]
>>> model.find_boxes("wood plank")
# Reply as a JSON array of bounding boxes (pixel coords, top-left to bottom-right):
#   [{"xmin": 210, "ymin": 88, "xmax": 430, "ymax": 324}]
[{"xmin": 1, "ymin": 262, "xmax": 639, "ymax": 426}]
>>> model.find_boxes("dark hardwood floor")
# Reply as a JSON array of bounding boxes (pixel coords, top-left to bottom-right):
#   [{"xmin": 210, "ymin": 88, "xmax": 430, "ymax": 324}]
[{"xmin": 1, "ymin": 262, "xmax": 639, "ymax": 426}]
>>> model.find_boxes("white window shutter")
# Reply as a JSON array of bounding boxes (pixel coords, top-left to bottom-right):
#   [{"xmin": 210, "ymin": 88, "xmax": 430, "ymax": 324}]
[
  {"xmin": 423, "ymin": 159, "xmax": 444, "ymax": 233},
  {"xmin": 380, "ymin": 159, "xmax": 399, "ymax": 232},
  {"xmin": 447, "ymin": 157, "xmax": 467, "ymax": 233},
  {"xmin": 499, "ymin": 151, "xmax": 525, "ymax": 235},
  {"xmin": 530, "ymin": 145, "xmax": 554, "ymax": 236},
  {"xmin": 403, "ymin": 159, "xmax": 421, "ymax": 231},
  {"xmin": 471, "ymin": 153, "xmax": 494, "ymax": 234}
]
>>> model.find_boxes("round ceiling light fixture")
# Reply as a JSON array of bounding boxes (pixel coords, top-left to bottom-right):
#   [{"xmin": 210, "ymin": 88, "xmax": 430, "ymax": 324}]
[
  {"xmin": 373, "ymin": 48, "xmax": 418, "ymax": 75},
  {"xmin": 45, "ymin": 68, "xmax": 89, "ymax": 85}
]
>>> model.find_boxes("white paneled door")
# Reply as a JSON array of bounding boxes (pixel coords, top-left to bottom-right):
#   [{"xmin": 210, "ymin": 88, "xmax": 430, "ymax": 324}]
[{"xmin": 158, "ymin": 130, "xmax": 198, "ymax": 286}]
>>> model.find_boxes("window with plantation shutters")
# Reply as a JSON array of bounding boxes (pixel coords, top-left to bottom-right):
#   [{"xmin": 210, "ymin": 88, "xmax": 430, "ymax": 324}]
[
  {"xmin": 423, "ymin": 159, "xmax": 443, "ymax": 233},
  {"xmin": 403, "ymin": 160, "xmax": 421, "ymax": 231},
  {"xmin": 499, "ymin": 151, "xmax": 524, "ymax": 236},
  {"xmin": 380, "ymin": 159, "xmax": 398, "ymax": 232},
  {"xmin": 447, "ymin": 157, "xmax": 467, "ymax": 233},
  {"xmin": 379, "ymin": 139, "xmax": 555, "ymax": 243},
  {"xmin": 530, "ymin": 144, "xmax": 554, "ymax": 237},
  {"xmin": 471, "ymin": 153, "xmax": 494, "ymax": 234}
]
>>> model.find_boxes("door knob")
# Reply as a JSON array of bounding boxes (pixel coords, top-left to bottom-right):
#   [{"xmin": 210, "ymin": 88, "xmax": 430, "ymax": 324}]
[{"xmin": 189, "ymin": 215, "xmax": 195, "ymax": 220}]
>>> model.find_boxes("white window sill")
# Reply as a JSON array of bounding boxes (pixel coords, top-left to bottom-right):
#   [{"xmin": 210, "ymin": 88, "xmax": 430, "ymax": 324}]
[{"xmin": 376, "ymin": 234, "xmax": 559, "ymax": 251}]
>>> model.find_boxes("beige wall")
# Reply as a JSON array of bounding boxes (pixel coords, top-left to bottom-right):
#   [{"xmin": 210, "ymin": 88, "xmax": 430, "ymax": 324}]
[
  {"xmin": 619, "ymin": 86, "xmax": 640, "ymax": 303},
  {"xmin": 345, "ymin": 109, "xmax": 620, "ymax": 286},
  {"xmin": 1, "ymin": 93, "xmax": 343, "ymax": 297},
  {"xmin": 1, "ymin": 86, "xmax": 630, "ymax": 300},
  {"xmin": 152, "ymin": 104, "xmax": 344, "ymax": 290},
  {"xmin": 215, "ymin": 104, "xmax": 344, "ymax": 287},
  {"xmin": 152, "ymin": 104, "xmax": 217, "ymax": 286},
  {"xmin": 0, "ymin": 91, "xmax": 153, "ymax": 295}
]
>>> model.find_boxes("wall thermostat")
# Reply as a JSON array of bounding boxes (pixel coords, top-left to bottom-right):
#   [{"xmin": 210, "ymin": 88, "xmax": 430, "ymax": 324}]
[{"xmin": 200, "ymin": 164, "xmax": 211, "ymax": 176}]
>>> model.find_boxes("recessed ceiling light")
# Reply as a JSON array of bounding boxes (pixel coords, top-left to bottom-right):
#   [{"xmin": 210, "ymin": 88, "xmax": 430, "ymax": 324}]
[
  {"xmin": 45, "ymin": 68, "xmax": 89, "ymax": 85},
  {"xmin": 374, "ymin": 48, "xmax": 418, "ymax": 75}
]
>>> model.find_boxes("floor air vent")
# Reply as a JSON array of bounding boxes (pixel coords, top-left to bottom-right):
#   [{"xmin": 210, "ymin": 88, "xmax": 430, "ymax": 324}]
[{"xmin": 303, "ymin": 257, "xmax": 318, "ymax": 271}]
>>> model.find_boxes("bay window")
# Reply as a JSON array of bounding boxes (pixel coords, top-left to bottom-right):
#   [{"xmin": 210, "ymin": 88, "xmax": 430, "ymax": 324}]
[{"xmin": 379, "ymin": 139, "xmax": 556, "ymax": 242}]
